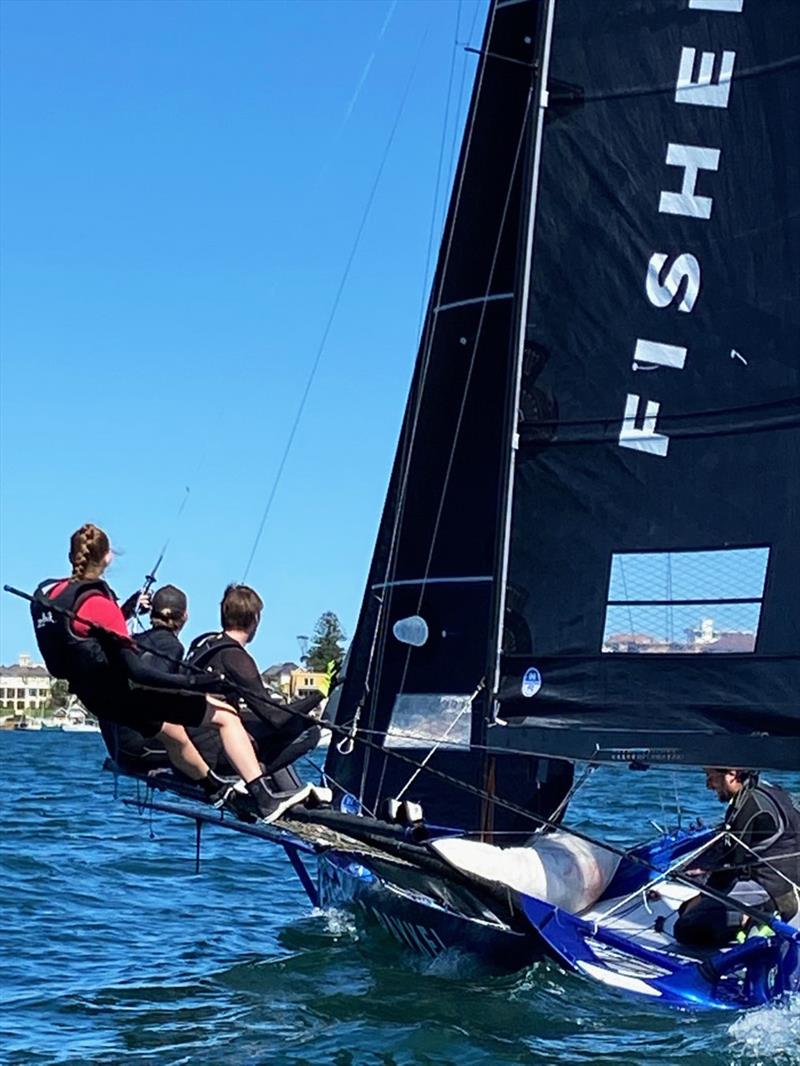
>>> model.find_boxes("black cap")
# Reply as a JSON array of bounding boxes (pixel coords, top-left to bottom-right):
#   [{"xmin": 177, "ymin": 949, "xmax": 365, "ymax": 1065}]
[{"xmin": 151, "ymin": 584, "xmax": 187, "ymax": 621}]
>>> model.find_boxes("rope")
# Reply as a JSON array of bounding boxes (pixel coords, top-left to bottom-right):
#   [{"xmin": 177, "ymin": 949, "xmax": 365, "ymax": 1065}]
[
  {"xmin": 241, "ymin": 23, "xmax": 430, "ymax": 583},
  {"xmin": 538, "ymin": 759, "xmax": 599, "ymax": 831},
  {"xmin": 724, "ymin": 832, "xmax": 800, "ymax": 896},
  {"xmin": 395, "ymin": 679, "xmax": 484, "ymax": 801},
  {"xmin": 8, "ymin": 579, "xmax": 800, "ymax": 935},
  {"xmin": 598, "ymin": 830, "xmax": 726, "ymax": 930},
  {"xmin": 360, "ymin": 33, "xmax": 534, "ymax": 807},
  {"xmin": 353, "ymin": 0, "xmax": 502, "ymax": 798}
]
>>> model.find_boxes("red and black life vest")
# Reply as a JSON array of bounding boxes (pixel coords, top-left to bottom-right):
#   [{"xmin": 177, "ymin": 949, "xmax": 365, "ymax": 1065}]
[{"xmin": 30, "ymin": 577, "xmax": 117, "ymax": 682}]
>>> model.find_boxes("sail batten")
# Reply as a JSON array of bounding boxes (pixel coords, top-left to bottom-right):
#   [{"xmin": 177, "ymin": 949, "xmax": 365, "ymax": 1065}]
[
  {"xmin": 490, "ymin": 0, "xmax": 800, "ymax": 771},
  {"xmin": 325, "ymin": 0, "xmax": 559, "ymax": 817}
]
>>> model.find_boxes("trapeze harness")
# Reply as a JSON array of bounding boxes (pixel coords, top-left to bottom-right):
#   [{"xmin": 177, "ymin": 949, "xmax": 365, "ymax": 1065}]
[
  {"xmin": 187, "ymin": 632, "xmax": 323, "ymax": 776},
  {"xmin": 30, "ymin": 578, "xmax": 210, "ymax": 737},
  {"xmin": 31, "ymin": 578, "xmax": 120, "ymax": 685}
]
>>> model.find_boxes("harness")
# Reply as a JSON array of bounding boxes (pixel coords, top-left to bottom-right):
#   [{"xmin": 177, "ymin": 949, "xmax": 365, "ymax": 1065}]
[
  {"xmin": 186, "ymin": 631, "xmax": 243, "ymax": 673},
  {"xmin": 30, "ymin": 577, "xmax": 117, "ymax": 681},
  {"xmin": 726, "ymin": 780, "xmax": 800, "ymax": 909}
]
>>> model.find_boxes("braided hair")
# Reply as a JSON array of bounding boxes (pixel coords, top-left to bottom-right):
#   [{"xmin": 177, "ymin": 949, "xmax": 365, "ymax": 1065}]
[{"xmin": 69, "ymin": 523, "xmax": 111, "ymax": 582}]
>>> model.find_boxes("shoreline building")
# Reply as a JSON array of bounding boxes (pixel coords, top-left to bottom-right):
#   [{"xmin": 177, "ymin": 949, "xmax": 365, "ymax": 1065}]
[{"xmin": 0, "ymin": 653, "xmax": 52, "ymax": 712}]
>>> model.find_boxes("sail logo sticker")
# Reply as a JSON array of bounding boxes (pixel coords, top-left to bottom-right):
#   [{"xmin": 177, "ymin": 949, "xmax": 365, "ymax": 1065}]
[{"xmin": 521, "ymin": 667, "xmax": 542, "ymax": 698}]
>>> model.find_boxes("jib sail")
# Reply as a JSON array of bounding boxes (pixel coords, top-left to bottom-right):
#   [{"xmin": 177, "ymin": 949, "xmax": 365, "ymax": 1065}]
[
  {"xmin": 489, "ymin": 0, "xmax": 800, "ymax": 770},
  {"xmin": 324, "ymin": 0, "xmax": 574, "ymax": 826}
]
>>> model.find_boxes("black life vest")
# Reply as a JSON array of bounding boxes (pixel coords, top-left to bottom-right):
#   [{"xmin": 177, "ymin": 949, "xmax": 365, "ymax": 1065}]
[
  {"xmin": 134, "ymin": 626, "xmax": 184, "ymax": 675},
  {"xmin": 31, "ymin": 577, "xmax": 117, "ymax": 682},
  {"xmin": 727, "ymin": 780, "xmax": 800, "ymax": 913},
  {"xmin": 186, "ymin": 631, "xmax": 242, "ymax": 673}
]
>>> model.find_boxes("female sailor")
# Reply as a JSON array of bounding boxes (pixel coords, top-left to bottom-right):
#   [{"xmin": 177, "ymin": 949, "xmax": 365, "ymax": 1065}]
[{"xmin": 30, "ymin": 523, "xmax": 307, "ymax": 822}]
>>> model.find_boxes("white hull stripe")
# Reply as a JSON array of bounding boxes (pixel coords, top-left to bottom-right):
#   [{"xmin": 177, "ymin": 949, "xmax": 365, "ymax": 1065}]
[
  {"xmin": 433, "ymin": 292, "xmax": 514, "ymax": 314},
  {"xmin": 372, "ymin": 575, "xmax": 493, "ymax": 590}
]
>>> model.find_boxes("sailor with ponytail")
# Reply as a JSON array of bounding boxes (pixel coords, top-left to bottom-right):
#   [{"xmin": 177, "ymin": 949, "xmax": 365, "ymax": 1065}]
[{"xmin": 30, "ymin": 525, "xmax": 312, "ymax": 822}]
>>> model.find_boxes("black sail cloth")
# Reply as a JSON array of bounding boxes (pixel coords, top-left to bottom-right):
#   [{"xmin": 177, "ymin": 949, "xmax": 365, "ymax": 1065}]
[
  {"xmin": 490, "ymin": 0, "xmax": 800, "ymax": 769},
  {"xmin": 325, "ymin": 0, "xmax": 575, "ymax": 825}
]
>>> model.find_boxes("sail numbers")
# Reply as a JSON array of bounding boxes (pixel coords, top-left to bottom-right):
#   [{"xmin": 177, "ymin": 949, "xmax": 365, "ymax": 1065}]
[{"xmin": 619, "ymin": 0, "xmax": 742, "ymax": 458}]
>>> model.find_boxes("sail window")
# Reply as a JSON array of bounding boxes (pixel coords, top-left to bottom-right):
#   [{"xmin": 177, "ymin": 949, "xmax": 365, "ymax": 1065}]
[
  {"xmin": 602, "ymin": 548, "xmax": 769, "ymax": 654},
  {"xmin": 384, "ymin": 694, "xmax": 472, "ymax": 749}
]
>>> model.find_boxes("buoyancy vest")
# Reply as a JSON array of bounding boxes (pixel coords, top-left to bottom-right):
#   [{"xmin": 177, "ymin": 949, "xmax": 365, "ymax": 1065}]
[
  {"xmin": 726, "ymin": 780, "xmax": 800, "ymax": 913},
  {"xmin": 134, "ymin": 626, "xmax": 184, "ymax": 675},
  {"xmin": 31, "ymin": 578, "xmax": 117, "ymax": 682},
  {"xmin": 186, "ymin": 631, "xmax": 243, "ymax": 673}
]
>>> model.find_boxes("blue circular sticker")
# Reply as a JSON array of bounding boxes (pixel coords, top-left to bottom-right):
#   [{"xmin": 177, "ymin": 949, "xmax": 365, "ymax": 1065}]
[{"xmin": 521, "ymin": 667, "xmax": 542, "ymax": 698}]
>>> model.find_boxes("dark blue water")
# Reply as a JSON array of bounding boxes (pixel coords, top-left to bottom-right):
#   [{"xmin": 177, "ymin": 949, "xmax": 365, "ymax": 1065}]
[{"xmin": 1, "ymin": 733, "xmax": 798, "ymax": 1065}]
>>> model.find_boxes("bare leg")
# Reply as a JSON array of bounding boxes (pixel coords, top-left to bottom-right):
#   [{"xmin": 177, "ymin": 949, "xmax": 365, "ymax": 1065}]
[
  {"xmin": 204, "ymin": 703, "xmax": 262, "ymax": 783},
  {"xmin": 158, "ymin": 722, "xmax": 210, "ymax": 781}
]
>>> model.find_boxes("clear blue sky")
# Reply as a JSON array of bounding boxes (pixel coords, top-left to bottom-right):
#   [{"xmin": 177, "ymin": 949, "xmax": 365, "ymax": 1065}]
[{"xmin": 0, "ymin": 0, "xmax": 486, "ymax": 668}]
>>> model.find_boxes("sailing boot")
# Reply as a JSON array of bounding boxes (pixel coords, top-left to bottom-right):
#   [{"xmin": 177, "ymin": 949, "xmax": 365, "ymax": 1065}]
[
  {"xmin": 245, "ymin": 774, "xmax": 312, "ymax": 824},
  {"xmin": 200, "ymin": 769, "xmax": 241, "ymax": 809}
]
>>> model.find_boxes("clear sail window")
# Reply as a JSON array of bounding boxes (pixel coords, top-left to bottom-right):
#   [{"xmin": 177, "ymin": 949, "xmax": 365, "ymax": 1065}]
[
  {"xmin": 385, "ymin": 694, "xmax": 472, "ymax": 748},
  {"xmin": 602, "ymin": 548, "xmax": 770, "ymax": 654}
]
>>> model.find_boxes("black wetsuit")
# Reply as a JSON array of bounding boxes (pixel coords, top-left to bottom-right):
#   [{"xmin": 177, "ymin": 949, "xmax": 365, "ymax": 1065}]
[
  {"xmin": 101, "ymin": 625, "xmax": 191, "ymax": 771},
  {"xmin": 187, "ymin": 633, "xmax": 322, "ymax": 776},
  {"xmin": 674, "ymin": 779, "xmax": 800, "ymax": 947}
]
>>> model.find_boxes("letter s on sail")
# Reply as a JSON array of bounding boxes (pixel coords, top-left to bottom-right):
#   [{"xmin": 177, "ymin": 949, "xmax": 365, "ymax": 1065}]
[{"xmin": 645, "ymin": 253, "xmax": 700, "ymax": 313}]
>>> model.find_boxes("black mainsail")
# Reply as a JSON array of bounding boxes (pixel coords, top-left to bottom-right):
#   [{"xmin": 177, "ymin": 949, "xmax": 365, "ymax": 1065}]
[
  {"xmin": 324, "ymin": 0, "xmax": 573, "ymax": 825},
  {"xmin": 327, "ymin": 0, "xmax": 800, "ymax": 808},
  {"xmin": 490, "ymin": 0, "xmax": 800, "ymax": 769}
]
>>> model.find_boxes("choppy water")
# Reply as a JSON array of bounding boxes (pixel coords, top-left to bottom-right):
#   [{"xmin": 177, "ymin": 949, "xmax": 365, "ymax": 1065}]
[{"xmin": 1, "ymin": 733, "xmax": 799, "ymax": 1065}]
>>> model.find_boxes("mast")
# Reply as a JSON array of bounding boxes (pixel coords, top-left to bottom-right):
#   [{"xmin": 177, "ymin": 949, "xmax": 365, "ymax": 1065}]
[{"xmin": 487, "ymin": 0, "xmax": 558, "ymax": 732}]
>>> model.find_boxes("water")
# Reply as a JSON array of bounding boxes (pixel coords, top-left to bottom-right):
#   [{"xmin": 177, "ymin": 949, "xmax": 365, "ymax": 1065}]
[{"xmin": 1, "ymin": 733, "xmax": 798, "ymax": 1065}]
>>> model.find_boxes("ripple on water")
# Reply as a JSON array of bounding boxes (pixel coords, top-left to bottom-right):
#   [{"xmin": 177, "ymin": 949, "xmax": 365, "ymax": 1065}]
[{"xmin": 1, "ymin": 734, "xmax": 799, "ymax": 1065}]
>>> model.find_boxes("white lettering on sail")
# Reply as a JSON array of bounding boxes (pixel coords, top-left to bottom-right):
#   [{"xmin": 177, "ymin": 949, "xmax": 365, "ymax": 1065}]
[
  {"xmin": 646, "ymin": 253, "xmax": 700, "ymax": 312},
  {"xmin": 659, "ymin": 144, "xmax": 721, "ymax": 219},
  {"xmin": 618, "ymin": 0, "xmax": 741, "ymax": 458},
  {"xmin": 676, "ymin": 47, "xmax": 736, "ymax": 108},
  {"xmin": 619, "ymin": 395, "xmax": 670, "ymax": 457},
  {"xmin": 633, "ymin": 340, "xmax": 688, "ymax": 371},
  {"xmin": 688, "ymin": 0, "xmax": 743, "ymax": 11}
]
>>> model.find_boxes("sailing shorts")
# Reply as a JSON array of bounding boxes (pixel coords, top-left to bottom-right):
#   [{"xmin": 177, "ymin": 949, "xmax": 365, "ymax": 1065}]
[{"xmin": 73, "ymin": 679, "xmax": 208, "ymax": 738}]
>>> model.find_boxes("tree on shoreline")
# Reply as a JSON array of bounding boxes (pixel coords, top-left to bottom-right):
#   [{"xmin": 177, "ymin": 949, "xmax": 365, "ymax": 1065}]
[{"xmin": 304, "ymin": 612, "xmax": 346, "ymax": 671}]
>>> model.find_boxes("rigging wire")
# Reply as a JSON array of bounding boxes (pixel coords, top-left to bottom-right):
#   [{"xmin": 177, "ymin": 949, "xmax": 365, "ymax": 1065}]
[
  {"xmin": 354, "ymin": 3, "xmax": 502, "ymax": 802},
  {"xmin": 395, "ymin": 678, "xmax": 484, "ymax": 801},
  {"xmin": 446, "ymin": 1, "xmax": 483, "ymax": 189},
  {"xmin": 415, "ymin": 0, "xmax": 462, "ymax": 338},
  {"xmin": 241, "ymin": 22, "xmax": 431, "ymax": 583},
  {"xmin": 130, "ymin": 445, "xmax": 209, "ymax": 631},
  {"xmin": 369, "ymin": 76, "xmax": 536, "ymax": 809},
  {"xmin": 5, "ymin": 578, "xmax": 797, "ymax": 933},
  {"xmin": 314, "ymin": 0, "xmax": 399, "ymax": 188}
]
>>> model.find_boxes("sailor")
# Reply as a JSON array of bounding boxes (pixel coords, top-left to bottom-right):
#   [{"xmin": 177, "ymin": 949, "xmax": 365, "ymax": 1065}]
[
  {"xmin": 673, "ymin": 767, "xmax": 800, "ymax": 947},
  {"xmin": 186, "ymin": 584, "xmax": 323, "ymax": 779},
  {"xmin": 103, "ymin": 584, "xmax": 192, "ymax": 772},
  {"xmin": 134, "ymin": 584, "xmax": 189, "ymax": 670},
  {"xmin": 30, "ymin": 524, "xmax": 303, "ymax": 821}
]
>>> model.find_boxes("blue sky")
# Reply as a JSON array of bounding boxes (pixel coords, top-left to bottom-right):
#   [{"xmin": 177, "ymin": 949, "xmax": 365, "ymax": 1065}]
[{"xmin": 0, "ymin": 0, "xmax": 486, "ymax": 668}]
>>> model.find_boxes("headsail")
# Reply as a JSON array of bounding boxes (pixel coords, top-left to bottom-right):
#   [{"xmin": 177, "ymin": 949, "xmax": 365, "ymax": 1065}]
[
  {"xmin": 325, "ymin": 0, "xmax": 574, "ymax": 822},
  {"xmin": 490, "ymin": 0, "xmax": 800, "ymax": 769}
]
